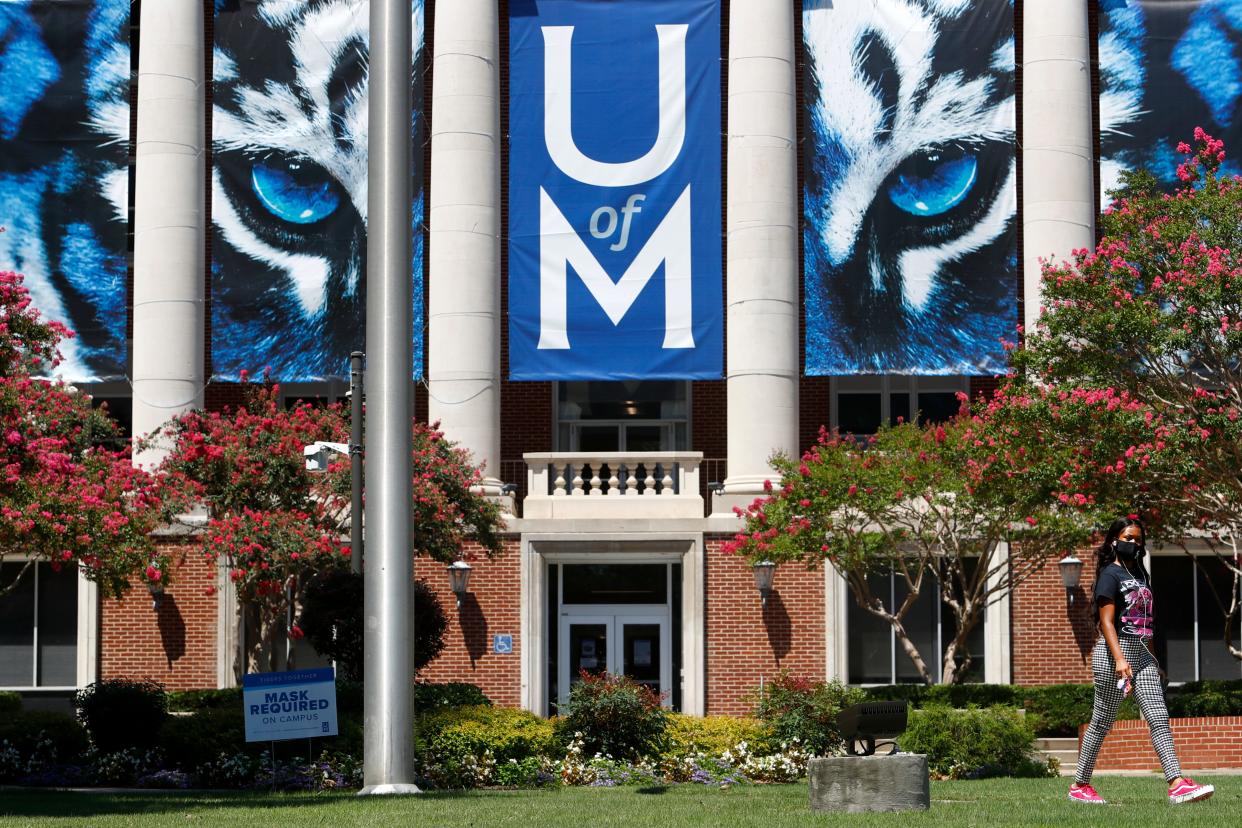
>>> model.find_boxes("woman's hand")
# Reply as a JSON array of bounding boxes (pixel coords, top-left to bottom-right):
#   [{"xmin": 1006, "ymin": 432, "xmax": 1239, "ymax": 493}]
[{"xmin": 1114, "ymin": 659, "xmax": 1133, "ymax": 681}]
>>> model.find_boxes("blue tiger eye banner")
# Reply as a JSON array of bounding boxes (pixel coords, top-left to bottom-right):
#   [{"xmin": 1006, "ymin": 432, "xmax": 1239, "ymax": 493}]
[
  {"xmin": 0, "ymin": 0, "xmax": 130, "ymax": 381},
  {"xmin": 508, "ymin": 0, "xmax": 722, "ymax": 380},
  {"xmin": 211, "ymin": 0, "xmax": 425, "ymax": 381},
  {"xmin": 1100, "ymin": 0, "xmax": 1242, "ymax": 200},
  {"xmin": 802, "ymin": 0, "xmax": 1017, "ymax": 376}
]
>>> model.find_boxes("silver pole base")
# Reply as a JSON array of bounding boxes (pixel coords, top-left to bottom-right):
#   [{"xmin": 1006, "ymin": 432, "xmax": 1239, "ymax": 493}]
[{"xmin": 357, "ymin": 783, "xmax": 424, "ymax": 796}]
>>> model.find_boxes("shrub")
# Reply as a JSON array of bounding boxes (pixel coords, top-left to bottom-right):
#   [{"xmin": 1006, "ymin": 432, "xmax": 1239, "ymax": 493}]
[
  {"xmin": 1022, "ymin": 684, "xmax": 1137, "ymax": 737},
  {"xmin": 415, "ymin": 682, "xmax": 491, "ymax": 712},
  {"xmin": 74, "ymin": 679, "xmax": 168, "ymax": 753},
  {"xmin": 662, "ymin": 714, "xmax": 774, "ymax": 759},
  {"xmin": 158, "ymin": 708, "xmax": 249, "ymax": 771},
  {"xmin": 166, "ymin": 688, "xmax": 242, "ymax": 712},
  {"xmin": 554, "ymin": 672, "xmax": 668, "ymax": 761},
  {"xmin": 900, "ymin": 705, "xmax": 1053, "ymax": 778},
  {"xmin": 0, "ymin": 691, "xmax": 20, "ymax": 714},
  {"xmin": 299, "ymin": 572, "xmax": 447, "ymax": 681},
  {"xmin": 418, "ymin": 705, "xmax": 558, "ymax": 780},
  {"xmin": 0, "ymin": 710, "xmax": 89, "ymax": 765},
  {"xmin": 861, "ymin": 684, "xmax": 1023, "ymax": 709},
  {"xmin": 752, "ymin": 671, "xmax": 865, "ymax": 756},
  {"xmin": 1167, "ymin": 679, "xmax": 1242, "ymax": 718}
]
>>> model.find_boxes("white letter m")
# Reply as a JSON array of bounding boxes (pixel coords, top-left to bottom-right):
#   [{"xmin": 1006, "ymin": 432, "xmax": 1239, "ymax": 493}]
[{"xmin": 538, "ymin": 185, "xmax": 693, "ymax": 350}]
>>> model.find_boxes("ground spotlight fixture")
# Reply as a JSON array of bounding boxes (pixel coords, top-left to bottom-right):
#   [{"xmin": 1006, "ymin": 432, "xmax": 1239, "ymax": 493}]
[
  {"xmin": 1059, "ymin": 554, "xmax": 1083, "ymax": 604},
  {"xmin": 838, "ymin": 701, "xmax": 909, "ymax": 756},
  {"xmin": 447, "ymin": 560, "xmax": 473, "ymax": 609},
  {"xmin": 707, "ymin": 481, "xmax": 724, "ymax": 495},
  {"xmin": 752, "ymin": 560, "xmax": 776, "ymax": 609},
  {"xmin": 500, "ymin": 483, "xmax": 517, "ymax": 496}
]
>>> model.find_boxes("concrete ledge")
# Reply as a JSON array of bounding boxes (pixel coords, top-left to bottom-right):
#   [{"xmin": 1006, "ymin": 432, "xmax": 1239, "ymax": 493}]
[{"xmin": 808, "ymin": 755, "xmax": 930, "ymax": 813}]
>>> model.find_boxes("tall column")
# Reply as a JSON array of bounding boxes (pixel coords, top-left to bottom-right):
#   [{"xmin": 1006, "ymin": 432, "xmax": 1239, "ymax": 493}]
[
  {"xmin": 428, "ymin": 0, "xmax": 503, "ymax": 497},
  {"xmin": 721, "ymin": 0, "xmax": 799, "ymax": 504},
  {"xmin": 131, "ymin": 1, "xmax": 205, "ymax": 468},
  {"xmin": 1022, "ymin": 0, "xmax": 1095, "ymax": 335},
  {"xmin": 361, "ymin": 0, "xmax": 419, "ymax": 796}
]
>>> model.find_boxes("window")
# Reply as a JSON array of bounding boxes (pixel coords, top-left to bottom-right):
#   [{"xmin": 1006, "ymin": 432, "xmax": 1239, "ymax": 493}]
[
  {"xmin": 556, "ymin": 381, "xmax": 689, "ymax": 451},
  {"xmin": 847, "ymin": 563, "xmax": 985, "ymax": 684},
  {"xmin": 1150, "ymin": 554, "xmax": 1242, "ymax": 682},
  {"xmin": 831, "ymin": 376, "xmax": 969, "ymax": 436},
  {"xmin": 0, "ymin": 562, "xmax": 79, "ymax": 688}
]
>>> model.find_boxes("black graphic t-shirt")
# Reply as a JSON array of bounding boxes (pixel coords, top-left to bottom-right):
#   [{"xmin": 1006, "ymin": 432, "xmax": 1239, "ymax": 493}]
[{"xmin": 1095, "ymin": 563, "xmax": 1154, "ymax": 639}]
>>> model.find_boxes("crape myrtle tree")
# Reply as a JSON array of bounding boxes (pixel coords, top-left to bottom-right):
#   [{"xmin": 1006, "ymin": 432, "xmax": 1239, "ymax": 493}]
[
  {"xmin": 157, "ymin": 379, "xmax": 503, "ymax": 674},
  {"xmin": 1014, "ymin": 129, "xmax": 1242, "ymax": 659},
  {"xmin": 724, "ymin": 405, "xmax": 1105, "ymax": 685},
  {"xmin": 0, "ymin": 271, "xmax": 166, "ymax": 599}
]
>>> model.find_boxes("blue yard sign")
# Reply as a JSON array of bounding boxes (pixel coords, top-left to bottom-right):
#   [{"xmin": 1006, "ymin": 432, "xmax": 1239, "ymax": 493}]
[
  {"xmin": 508, "ymin": 0, "xmax": 722, "ymax": 380},
  {"xmin": 242, "ymin": 667, "xmax": 339, "ymax": 743}
]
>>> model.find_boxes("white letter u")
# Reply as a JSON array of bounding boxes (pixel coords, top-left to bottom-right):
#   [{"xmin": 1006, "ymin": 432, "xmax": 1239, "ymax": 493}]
[{"xmin": 542, "ymin": 24, "xmax": 687, "ymax": 187}]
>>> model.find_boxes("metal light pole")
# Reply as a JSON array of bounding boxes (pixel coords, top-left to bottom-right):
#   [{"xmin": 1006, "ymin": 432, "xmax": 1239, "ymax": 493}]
[
  {"xmin": 349, "ymin": 351, "xmax": 364, "ymax": 575},
  {"xmin": 359, "ymin": 0, "xmax": 418, "ymax": 796}
]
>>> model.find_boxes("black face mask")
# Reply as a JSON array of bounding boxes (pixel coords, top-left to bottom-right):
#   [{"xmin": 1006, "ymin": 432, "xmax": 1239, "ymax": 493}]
[{"xmin": 1114, "ymin": 540, "xmax": 1145, "ymax": 561}]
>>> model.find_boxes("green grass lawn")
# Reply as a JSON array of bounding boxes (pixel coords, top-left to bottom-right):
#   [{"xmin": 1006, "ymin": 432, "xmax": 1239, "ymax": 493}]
[{"xmin": 0, "ymin": 777, "xmax": 1236, "ymax": 827}]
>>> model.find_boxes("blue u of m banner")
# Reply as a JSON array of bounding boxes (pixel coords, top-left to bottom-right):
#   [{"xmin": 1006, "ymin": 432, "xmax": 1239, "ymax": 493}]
[{"xmin": 508, "ymin": 0, "xmax": 722, "ymax": 380}]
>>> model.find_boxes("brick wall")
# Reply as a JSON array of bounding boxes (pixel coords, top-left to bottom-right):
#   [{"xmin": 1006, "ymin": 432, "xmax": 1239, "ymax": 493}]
[
  {"xmin": 100, "ymin": 543, "xmax": 218, "ymax": 690},
  {"xmin": 1080, "ymin": 717, "xmax": 1242, "ymax": 772},
  {"xmin": 415, "ymin": 538, "xmax": 523, "ymax": 707},
  {"xmin": 704, "ymin": 535, "xmax": 826, "ymax": 715},
  {"xmin": 1012, "ymin": 548, "xmax": 1098, "ymax": 685}
]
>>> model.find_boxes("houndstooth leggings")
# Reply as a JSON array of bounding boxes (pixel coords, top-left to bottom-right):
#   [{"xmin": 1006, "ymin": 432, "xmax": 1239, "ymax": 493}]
[{"xmin": 1075, "ymin": 635, "xmax": 1182, "ymax": 784}]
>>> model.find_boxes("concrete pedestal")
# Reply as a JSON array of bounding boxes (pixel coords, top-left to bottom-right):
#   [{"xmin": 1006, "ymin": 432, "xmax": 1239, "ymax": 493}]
[{"xmin": 808, "ymin": 755, "xmax": 930, "ymax": 813}]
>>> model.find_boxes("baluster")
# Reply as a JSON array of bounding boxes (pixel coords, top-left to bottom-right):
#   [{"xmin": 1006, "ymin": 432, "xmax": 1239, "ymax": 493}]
[
  {"xmin": 589, "ymin": 464, "xmax": 603, "ymax": 496},
  {"xmin": 625, "ymin": 463, "xmax": 639, "ymax": 496},
  {"xmin": 643, "ymin": 462, "xmax": 656, "ymax": 496},
  {"xmin": 553, "ymin": 464, "xmax": 567, "ymax": 496},
  {"xmin": 607, "ymin": 464, "xmax": 620, "ymax": 496},
  {"xmin": 571, "ymin": 463, "xmax": 585, "ymax": 496},
  {"xmin": 661, "ymin": 464, "xmax": 675, "ymax": 495}
]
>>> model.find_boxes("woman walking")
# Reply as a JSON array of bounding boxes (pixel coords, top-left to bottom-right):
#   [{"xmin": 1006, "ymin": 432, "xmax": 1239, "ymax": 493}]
[{"xmin": 1068, "ymin": 516, "xmax": 1214, "ymax": 805}]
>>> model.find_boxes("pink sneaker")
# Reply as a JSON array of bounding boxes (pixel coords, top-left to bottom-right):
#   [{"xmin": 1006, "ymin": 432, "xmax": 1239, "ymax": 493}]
[
  {"xmin": 1068, "ymin": 783, "xmax": 1106, "ymax": 805},
  {"xmin": 1168, "ymin": 778, "xmax": 1214, "ymax": 804}
]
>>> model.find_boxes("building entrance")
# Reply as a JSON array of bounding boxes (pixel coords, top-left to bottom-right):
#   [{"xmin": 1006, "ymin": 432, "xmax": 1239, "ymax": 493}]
[{"xmin": 551, "ymin": 563, "xmax": 678, "ymax": 709}]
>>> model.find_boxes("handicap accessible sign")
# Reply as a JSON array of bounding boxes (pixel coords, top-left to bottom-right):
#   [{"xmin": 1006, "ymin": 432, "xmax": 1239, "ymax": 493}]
[{"xmin": 243, "ymin": 667, "xmax": 338, "ymax": 742}]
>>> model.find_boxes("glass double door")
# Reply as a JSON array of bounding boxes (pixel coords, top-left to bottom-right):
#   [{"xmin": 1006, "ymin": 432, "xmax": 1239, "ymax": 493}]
[{"xmin": 559, "ymin": 608, "xmax": 671, "ymax": 706}]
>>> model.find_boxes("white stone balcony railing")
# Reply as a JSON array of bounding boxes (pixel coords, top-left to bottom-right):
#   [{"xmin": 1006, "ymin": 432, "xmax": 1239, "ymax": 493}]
[{"xmin": 522, "ymin": 452, "xmax": 703, "ymax": 520}]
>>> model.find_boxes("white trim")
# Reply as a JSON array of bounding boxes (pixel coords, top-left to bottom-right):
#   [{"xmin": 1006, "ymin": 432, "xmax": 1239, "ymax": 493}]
[
  {"xmin": 216, "ymin": 559, "xmax": 239, "ymax": 688},
  {"xmin": 77, "ymin": 571, "xmax": 99, "ymax": 687},
  {"xmin": 984, "ymin": 541, "xmax": 1012, "ymax": 684},
  {"xmin": 824, "ymin": 567, "xmax": 850, "ymax": 683}
]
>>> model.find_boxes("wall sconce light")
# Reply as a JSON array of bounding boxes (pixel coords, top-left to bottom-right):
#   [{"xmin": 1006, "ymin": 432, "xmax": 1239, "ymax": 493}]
[
  {"xmin": 1059, "ymin": 554, "xmax": 1083, "ymax": 603},
  {"xmin": 447, "ymin": 560, "xmax": 473, "ymax": 609},
  {"xmin": 147, "ymin": 581, "xmax": 165, "ymax": 610},
  {"xmin": 752, "ymin": 560, "xmax": 776, "ymax": 609}
]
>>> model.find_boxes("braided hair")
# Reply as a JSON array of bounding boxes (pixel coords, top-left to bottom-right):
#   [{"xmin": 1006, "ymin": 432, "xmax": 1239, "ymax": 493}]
[{"xmin": 1091, "ymin": 515, "xmax": 1149, "ymax": 624}]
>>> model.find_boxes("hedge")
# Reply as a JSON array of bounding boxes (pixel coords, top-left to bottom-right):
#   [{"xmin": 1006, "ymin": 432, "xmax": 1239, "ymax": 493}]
[{"xmin": 899, "ymin": 705, "xmax": 1053, "ymax": 779}]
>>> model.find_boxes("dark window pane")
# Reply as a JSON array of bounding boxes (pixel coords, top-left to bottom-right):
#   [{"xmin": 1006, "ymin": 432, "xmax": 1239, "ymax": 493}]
[
  {"xmin": 895, "ymin": 575, "xmax": 939, "ymax": 683},
  {"xmin": 848, "ymin": 573, "xmax": 893, "ymax": 684},
  {"xmin": 562, "ymin": 564, "xmax": 668, "ymax": 605},
  {"xmin": 1151, "ymin": 556, "xmax": 1196, "ymax": 682},
  {"xmin": 889, "ymin": 393, "xmax": 910, "ymax": 426},
  {"xmin": 559, "ymin": 381, "xmax": 686, "ymax": 421},
  {"xmin": 671, "ymin": 563, "xmax": 682, "ymax": 712},
  {"xmin": 838, "ymin": 393, "xmax": 882, "ymax": 436},
  {"xmin": 1197, "ymin": 557, "xmax": 1242, "ymax": 680},
  {"xmin": 578, "ymin": 426, "xmax": 619, "ymax": 452},
  {"xmin": 942, "ymin": 559, "xmax": 986, "ymax": 683},
  {"xmin": 624, "ymin": 425, "xmax": 664, "ymax": 452},
  {"xmin": 916, "ymin": 392, "xmax": 961, "ymax": 426},
  {"xmin": 0, "ymin": 563, "xmax": 35, "ymax": 686},
  {"xmin": 568, "ymin": 623, "xmax": 608, "ymax": 684},
  {"xmin": 36, "ymin": 564, "xmax": 77, "ymax": 686},
  {"xmin": 622, "ymin": 623, "xmax": 661, "ymax": 696}
]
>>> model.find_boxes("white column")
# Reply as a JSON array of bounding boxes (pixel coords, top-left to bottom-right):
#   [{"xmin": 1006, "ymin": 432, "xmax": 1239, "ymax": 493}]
[
  {"xmin": 131, "ymin": 1, "xmax": 205, "ymax": 468},
  {"xmin": 722, "ymin": 0, "xmax": 799, "ymax": 501},
  {"xmin": 428, "ymin": 0, "xmax": 503, "ymax": 496},
  {"xmin": 1022, "ymin": 0, "xmax": 1095, "ymax": 335}
]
